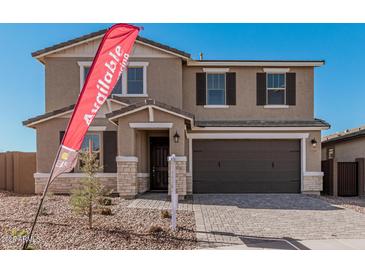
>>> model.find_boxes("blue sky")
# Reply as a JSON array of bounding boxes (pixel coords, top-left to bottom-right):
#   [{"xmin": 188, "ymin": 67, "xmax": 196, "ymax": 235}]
[{"xmin": 1, "ymin": 23, "xmax": 365, "ymax": 152}]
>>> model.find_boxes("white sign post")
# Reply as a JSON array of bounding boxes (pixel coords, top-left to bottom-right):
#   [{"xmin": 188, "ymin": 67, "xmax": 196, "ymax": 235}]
[{"xmin": 168, "ymin": 154, "xmax": 178, "ymax": 230}]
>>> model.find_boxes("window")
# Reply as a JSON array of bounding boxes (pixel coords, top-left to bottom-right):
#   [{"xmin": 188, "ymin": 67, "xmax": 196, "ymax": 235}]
[
  {"xmin": 327, "ymin": 148, "xmax": 335, "ymax": 159},
  {"xmin": 78, "ymin": 133, "xmax": 102, "ymax": 170},
  {"xmin": 267, "ymin": 73, "xmax": 286, "ymax": 105},
  {"xmin": 207, "ymin": 73, "xmax": 225, "ymax": 105},
  {"xmin": 83, "ymin": 66, "xmax": 122, "ymax": 95},
  {"xmin": 79, "ymin": 61, "xmax": 149, "ymax": 97},
  {"xmin": 127, "ymin": 67, "xmax": 143, "ymax": 94}
]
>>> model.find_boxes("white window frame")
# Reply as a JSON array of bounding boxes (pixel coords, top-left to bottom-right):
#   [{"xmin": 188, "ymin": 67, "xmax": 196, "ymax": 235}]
[
  {"xmin": 121, "ymin": 61, "xmax": 149, "ymax": 97},
  {"xmin": 78, "ymin": 61, "xmax": 92, "ymax": 91},
  {"xmin": 266, "ymin": 72, "xmax": 286, "ymax": 106},
  {"xmin": 206, "ymin": 72, "xmax": 226, "ymax": 106},
  {"xmin": 77, "ymin": 61, "xmax": 148, "ymax": 97}
]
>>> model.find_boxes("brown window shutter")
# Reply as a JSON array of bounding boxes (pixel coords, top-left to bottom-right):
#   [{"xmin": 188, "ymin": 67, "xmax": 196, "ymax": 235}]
[
  {"xmin": 226, "ymin": 72, "xmax": 236, "ymax": 105},
  {"xmin": 59, "ymin": 131, "xmax": 65, "ymax": 143},
  {"xmin": 256, "ymin": 73, "xmax": 266, "ymax": 105},
  {"xmin": 103, "ymin": 131, "xmax": 117, "ymax": 172},
  {"xmin": 196, "ymin": 73, "xmax": 206, "ymax": 105},
  {"xmin": 286, "ymin": 73, "xmax": 296, "ymax": 105}
]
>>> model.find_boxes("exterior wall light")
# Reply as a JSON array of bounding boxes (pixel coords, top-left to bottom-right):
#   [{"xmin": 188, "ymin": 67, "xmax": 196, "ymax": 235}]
[
  {"xmin": 173, "ymin": 131, "xmax": 180, "ymax": 143},
  {"xmin": 311, "ymin": 138, "xmax": 318, "ymax": 148}
]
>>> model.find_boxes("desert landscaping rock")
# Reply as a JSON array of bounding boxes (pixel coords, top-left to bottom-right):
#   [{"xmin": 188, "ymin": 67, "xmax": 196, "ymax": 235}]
[
  {"xmin": 318, "ymin": 195, "xmax": 365, "ymax": 215},
  {"xmin": 0, "ymin": 191, "xmax": 196, "ymax": 250}
]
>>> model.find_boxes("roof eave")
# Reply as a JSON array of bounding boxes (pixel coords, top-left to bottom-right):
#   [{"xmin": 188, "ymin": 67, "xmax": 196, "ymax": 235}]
[{"xmin": 187, "ymin": 60, "xmax": 325, "ymax": 67}]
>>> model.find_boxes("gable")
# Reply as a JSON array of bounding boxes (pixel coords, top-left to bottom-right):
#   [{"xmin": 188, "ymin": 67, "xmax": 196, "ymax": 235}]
[{"xmin": 40, "ymin": 37, "xmax": 185, "ymax": 60}]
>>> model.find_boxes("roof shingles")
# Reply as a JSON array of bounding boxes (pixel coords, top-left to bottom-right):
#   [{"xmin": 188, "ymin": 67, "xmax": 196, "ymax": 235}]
[{"xmin": 31, "ymin": 29, "xmax": 191, "ymax": 59}]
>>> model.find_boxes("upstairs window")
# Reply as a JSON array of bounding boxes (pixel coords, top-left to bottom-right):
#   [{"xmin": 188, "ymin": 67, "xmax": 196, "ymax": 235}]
[
  {"xmin": 78, "ymin": 61, "xmax": 148, "ymax": 96},
  {"xmin": 127, "ymin": 67, "xmax": 144, "ymax": 95},
  {"xmin": 207, "ymin": 73, "xmax": 225, "ymax": 105},
  {"xmin": 267, "ymin": 73, "xmax": 286, "ymax": 105},
  {"xmin": 82, "ymin": 65, "xmax": 122, "ymax": 95}
]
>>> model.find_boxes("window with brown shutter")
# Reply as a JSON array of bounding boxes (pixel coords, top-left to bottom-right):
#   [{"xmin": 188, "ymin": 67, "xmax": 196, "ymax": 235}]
[
  {"xmin": 196, "ymin": 73, "xmax": 206, "ymax": 105},
  {"xmin": 286, "ymin": 72, "xmax": 296, "ymax": 105},
  {"xmin": 256, "ymin": 73, "xmax": 266, "ymax": 105},
  {"xmin": 226, "ymin": 72, "xmax": 236, "ymax": 105}
]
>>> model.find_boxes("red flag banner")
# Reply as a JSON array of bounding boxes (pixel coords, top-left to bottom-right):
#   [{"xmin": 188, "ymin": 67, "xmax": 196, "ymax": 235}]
[{"xmin": 51, "ymin": 24, "xmax": 139, "ymax": 182}]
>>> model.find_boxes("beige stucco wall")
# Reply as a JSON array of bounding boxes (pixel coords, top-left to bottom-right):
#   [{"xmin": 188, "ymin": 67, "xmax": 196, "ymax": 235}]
[
  {"xmin": 322, "ymin": 137, "xmax": 365, "ymax": 162},
  {"xmin": 182, "ymin": 66, "xmax": 314, "ymax": 121},
  {"xmin": 117, "ymin": 108, "xmax": 187, "ymax": 168},
  {"xmin": 44, "ymin": 57, "xmax": 183, "ymax": 112},
  {"xmin": 35, "ymin": 117, "xmax": 116, "ymax": 172},
  {"xmin": 306, "ymin": 131, "xmax": 322, "ymax": 171}
]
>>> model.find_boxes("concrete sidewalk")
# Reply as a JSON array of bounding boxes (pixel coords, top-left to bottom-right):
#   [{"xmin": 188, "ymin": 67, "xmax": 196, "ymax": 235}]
[{"xmin": 209, "ymin": 238, "xmax": 365, "ymax": 250}]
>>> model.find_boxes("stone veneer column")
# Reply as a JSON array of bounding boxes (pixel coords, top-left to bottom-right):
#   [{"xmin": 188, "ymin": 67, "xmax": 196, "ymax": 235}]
[
  {"xmin": 168, "ymin": 156, "xmax": 187, "ymax": 199},
  {"xmin": 116, "ymin": 156, "xmax": 138, "ymax": 199},
  {"xmin": 302, "ymin": 172, "xmax": 324, "ymax": 195}
]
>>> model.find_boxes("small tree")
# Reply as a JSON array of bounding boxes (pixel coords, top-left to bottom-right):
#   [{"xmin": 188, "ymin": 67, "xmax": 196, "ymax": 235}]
[{"xmin": 70, "ymin": 151, "xmax": 103, "ymax": 229}]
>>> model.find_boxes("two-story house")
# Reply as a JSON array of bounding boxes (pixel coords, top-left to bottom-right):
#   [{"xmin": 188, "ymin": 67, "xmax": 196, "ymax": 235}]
[{"xmin": 23, "ymin": 29, "xmax": 330, "ymax": 198}]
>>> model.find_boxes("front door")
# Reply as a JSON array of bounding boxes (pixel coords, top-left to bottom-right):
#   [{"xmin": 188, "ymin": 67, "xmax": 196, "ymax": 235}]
[{"xmin": 150, "ymin": 137, "xmax": 169, "ymax": 191}]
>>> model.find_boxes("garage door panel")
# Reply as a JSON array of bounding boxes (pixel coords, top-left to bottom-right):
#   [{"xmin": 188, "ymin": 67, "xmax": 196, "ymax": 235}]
[{"xmin": 193, "ymin": 139, "xmax": 300, "ymax": 193}]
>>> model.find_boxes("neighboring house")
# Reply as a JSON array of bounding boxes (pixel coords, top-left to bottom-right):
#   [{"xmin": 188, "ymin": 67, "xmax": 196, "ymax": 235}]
[
  {"xmin": 321, "ymin": 126, "xmax": 365, "ymax": 196},
  {"xmin": 23, "ymin": 29, "xmax": 330, "ymax": 198}
]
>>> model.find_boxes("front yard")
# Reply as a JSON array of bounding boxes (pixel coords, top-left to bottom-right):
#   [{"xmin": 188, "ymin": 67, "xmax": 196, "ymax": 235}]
[{"xmin": 0, "ymin": 191, "xmax": 197, "ymax": 250}]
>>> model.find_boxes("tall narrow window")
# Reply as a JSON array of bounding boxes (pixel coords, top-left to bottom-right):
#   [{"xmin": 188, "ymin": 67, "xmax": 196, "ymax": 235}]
[
  {"xmin": 127, "ymin": 67, "xmax": 144, "ymax": 95},
  {"xmin": 207, "ymin": 73, "xmax": 225, "ymax": 105},
  {"xmin": 267, "ymin": 73, "xmax": 286, "ymax": 105},
  {"xmin": 78, "ymin": 133, "xmax": 102, "ymax": 170}
]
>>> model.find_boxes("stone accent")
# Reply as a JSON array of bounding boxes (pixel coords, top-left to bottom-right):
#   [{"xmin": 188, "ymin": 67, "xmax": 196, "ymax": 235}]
[
  {"xmin": 116, "ymin": 156, "xmax": 138, "ymax": 199},
  {"xmin": 168, "ymin": 156, "xmax": 187, "ymax": 198},
  {"xmin": 186, "ymin": 174, "xmax": 192, "ymax": 194},
  {"xmin": 34, "ymin": 173, "xmax": 117, "ymax": 194},
  {"xmin": 137, "ymin": 173, "xmax": 149, "ymax": 194},
  {"xmin": 303, "ymin": 173, "xmax": 323, "ymax": 194}
]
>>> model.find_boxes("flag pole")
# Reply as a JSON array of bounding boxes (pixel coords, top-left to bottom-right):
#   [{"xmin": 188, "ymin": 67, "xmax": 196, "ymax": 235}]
[{"xmin": 22, "ymin": 145, "xmax": 62, "ymax": 250}]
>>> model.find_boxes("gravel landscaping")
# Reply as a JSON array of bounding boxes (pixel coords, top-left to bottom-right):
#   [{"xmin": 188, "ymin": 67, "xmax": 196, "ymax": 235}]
[
  {"xmin": 318, "ymin": 195, "xmax": 365, "ymax": 215},
  {"xmin": 0, "ymin": 191, "xmax": 197, "ymax": 250}
]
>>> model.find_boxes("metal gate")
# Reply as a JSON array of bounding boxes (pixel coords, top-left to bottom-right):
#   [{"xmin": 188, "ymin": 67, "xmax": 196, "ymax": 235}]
[
  {"xmin": 338, "ymin": 162, "xmax": 358, "ymax": 196},
  {"xmin": 321, "ymin": 159, "xmax": 334, "ymax": 195}
]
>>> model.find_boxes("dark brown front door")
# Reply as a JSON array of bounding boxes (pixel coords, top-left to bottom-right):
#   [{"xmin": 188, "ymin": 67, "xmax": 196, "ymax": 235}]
[{"xmin": 150, "ymin": 137, "xmax": 169, "ymax": 191}]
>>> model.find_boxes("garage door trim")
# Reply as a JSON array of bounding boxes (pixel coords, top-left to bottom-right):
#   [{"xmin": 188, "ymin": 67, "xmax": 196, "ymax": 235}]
[{"xmin": 187, "ymin": 132, "xmax": 309, "ymax": 193}]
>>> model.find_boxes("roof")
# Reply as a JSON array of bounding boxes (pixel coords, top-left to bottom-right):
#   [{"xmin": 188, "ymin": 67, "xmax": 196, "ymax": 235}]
[
  {"xmin": 322, "ymin": 125, "xmax": 365, "ymax": 145},
  {"xmin": 106, "ymin": 99, "xmax": 194, "ymax": 122},
  {"xmin": 187, "ymin": 60, "xmax": 325, "ymax": 67},
  {"xmin": 31, "ymin": 28, "xmax": 191, "ymax": 60},
  {"xmin": 22, "ymin": 104, "xmax": 75, "ymax": 127},
  {"xmin": 195, "ymin": 118, "xmax": 330, "ymax": 128}
]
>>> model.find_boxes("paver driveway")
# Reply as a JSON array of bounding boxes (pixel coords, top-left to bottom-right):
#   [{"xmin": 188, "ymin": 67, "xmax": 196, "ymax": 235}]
[{"xmin": 128, "ymin": 194, "xmax": 365, "ymax": 249}]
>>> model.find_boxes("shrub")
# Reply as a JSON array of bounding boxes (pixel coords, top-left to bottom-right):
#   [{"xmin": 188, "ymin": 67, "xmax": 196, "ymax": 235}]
[
  {"xmin": 100, "ymin": 207, "xmax": 112, "ymax": 215},
  {"xmin": 70, "ymin": 151, "xmax": 104, "ymax": 229},
  {"xmin": 40, "ymin": 206, "xmax": 51, "ymax": 216},
  {"xmin": 148, "ymin": 225, "xmax": 164, "ymax": 234},
  {"xmin": 10, "ymin": 228, "xmax": 28, "ymax": 238},
  {"xmin": 161, "ymin": 210, "xmax": 171, "ymax": 219},
  {"xmin": 99, "ymin": 197, "xmax": 112, "ymax": 206}
]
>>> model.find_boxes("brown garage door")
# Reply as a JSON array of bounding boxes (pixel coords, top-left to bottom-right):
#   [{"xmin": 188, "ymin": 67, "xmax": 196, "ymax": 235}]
[{"xmin": 193, "ymin": 140, "xmax": 301, "ymax": 193}]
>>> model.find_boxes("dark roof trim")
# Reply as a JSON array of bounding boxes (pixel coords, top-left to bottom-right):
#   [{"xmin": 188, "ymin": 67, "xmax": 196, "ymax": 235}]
[
  {"xmin": 192, "ymin": 60, "xmax": 325, "ymax": 63},
  {"xmin": 322, "ymin": 129, "xmax": 365, "ymax": 145},
  {"xmin": 106, "ymin": 99, "xmax": 194, "ymax": 121},
  {"xmin": 23, "ymin": 104, "xmax": 75, "ymax": 127},
  {"xmin": 195, "ymin": 118, "xmax": 330, "ymax": 128},
  {"xmin": 31, "ymin": 28, "xmax": 191, "ymax": 59}
]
